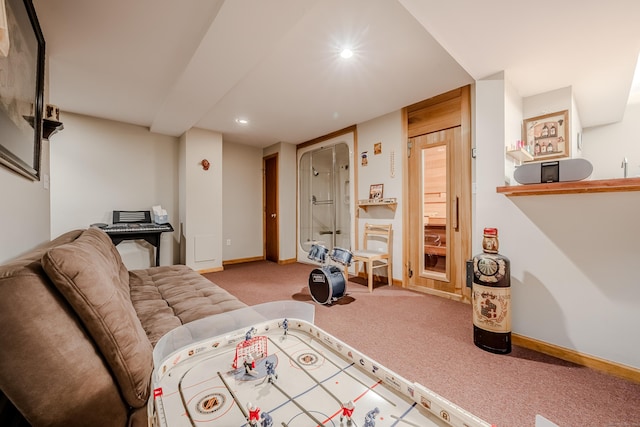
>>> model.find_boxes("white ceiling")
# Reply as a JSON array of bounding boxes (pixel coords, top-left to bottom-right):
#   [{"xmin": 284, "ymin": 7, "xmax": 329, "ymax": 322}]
[{"xmin": 32, "ymin": 0, "xmax": 640, "ymax": 148}]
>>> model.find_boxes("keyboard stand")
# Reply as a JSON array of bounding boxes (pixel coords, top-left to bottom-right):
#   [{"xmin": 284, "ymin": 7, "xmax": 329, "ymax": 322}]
[
  {"xmin": 106, "ymin": 229, "xmax": 169, "ymax": 266},
  {"xmin": 103, "ymin": 222, "xmax": 174, "ymax": 267}
]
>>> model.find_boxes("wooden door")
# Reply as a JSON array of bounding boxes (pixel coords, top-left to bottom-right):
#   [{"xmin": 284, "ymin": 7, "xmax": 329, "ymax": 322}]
[
  {"xmin": 264, "ymin": 154, "xmax": 279, "ymax": 262},
  {"xmin": 406, "ymin": 86, "xmax": 472, "ymax": 302}
]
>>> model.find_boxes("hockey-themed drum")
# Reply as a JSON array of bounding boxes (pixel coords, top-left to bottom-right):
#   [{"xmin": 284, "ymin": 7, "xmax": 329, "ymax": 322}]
[
  {"xmin": 307, "ymin": 244, "xmax": 329, "ymax": 264},
  {"xmin": 308, "ymin": 265, "xmax": 346, "ymax": 305},
  {"xmin": 329, "ymin": 247, "xmax": 352, "ymax": 266}
]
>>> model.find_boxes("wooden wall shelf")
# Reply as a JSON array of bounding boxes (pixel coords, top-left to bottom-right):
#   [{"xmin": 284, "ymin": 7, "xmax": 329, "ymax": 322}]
[
  {"xmin": 358, "ymin": 198, "xmax": 397, "ymax": 211},
  {"xmin": 497, "ymin": 178, "xmax": 640, "ymax": 196}
]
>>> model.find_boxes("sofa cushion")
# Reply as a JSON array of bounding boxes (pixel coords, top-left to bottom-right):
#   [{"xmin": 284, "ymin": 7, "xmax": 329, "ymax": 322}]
[
  {"xmin": 42, "ymin": 228, "xmax": 152, "ymax": 408},
  {"xmin": 130, "ymin": 265, "xmax": 247, "ymax": 346}
]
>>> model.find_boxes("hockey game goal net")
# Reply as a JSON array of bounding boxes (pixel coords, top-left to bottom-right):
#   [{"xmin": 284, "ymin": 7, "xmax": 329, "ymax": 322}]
[{"xmin": 232, "ymin": 336, "xmax": 267, "ymax": 369}]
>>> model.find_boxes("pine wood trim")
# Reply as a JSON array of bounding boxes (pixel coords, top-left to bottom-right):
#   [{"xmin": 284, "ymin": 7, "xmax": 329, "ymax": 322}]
[
  {"xmin": 296, "ymin": 125, "xmax": 357, "ymax": 150},
  {"xmin": 401, "ymin": 107, "xmax": 409, "ymax": 287},
  {"xmin": 512, "ymin": 333, "xmax": 640, "ymax": 384},
  {"xmin": 406, "ymin": 284, "xmax": 464, "ymax": 302},
  {"xmin": 222, "ymin": 256, "xmax": 264, "ymax": 266},
  {"xmin": 198, "ymin": 266, "xmax": 224, "ymax": 274},
  {"xmin": 406, "ymin": 87, "xmax": 463, "ymax": 113}
]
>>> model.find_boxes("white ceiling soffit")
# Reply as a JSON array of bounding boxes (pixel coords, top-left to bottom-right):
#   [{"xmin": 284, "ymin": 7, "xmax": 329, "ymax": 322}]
[
  {"xmin": 399, "ymin": 0, "xmax": 640, "ymax": 128},
  {"xmin": 193, "ymin": 0, "xmax": 473, "ymax": 146},
  {"xmin": 34, "ymin": 0, "xmax": 227, "ymax": 129},
  {"xmin": 33, "ymin": 0, "xmax": 473, "ymax": 147},
  {"xmin": 149, "ymin": 0, "xmax": 318, "ymax": 136},
  {"xmin": 33, "ymin": 1, "xmax": 639, "ymax": 147}
]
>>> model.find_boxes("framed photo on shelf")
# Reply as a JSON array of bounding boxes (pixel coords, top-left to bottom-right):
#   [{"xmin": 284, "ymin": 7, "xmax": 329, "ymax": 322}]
[
  {"xmin": 369, "ymin": 184, "xmax": 383, "ymax": 200},
  {"xmin": 523, "ymin": 110, "xmax": 569, "ymax": 161}
]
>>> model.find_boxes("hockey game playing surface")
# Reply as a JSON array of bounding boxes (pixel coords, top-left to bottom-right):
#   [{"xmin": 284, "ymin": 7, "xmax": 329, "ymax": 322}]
[{"xmin": 154, "ymin": 310, "xmax": 484, "ymax": 427}]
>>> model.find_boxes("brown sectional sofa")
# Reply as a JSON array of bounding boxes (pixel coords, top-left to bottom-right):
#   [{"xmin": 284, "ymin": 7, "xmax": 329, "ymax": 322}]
[{"xmin": 0, "ymin": 227, "xmax": 247, "ymax": 426}]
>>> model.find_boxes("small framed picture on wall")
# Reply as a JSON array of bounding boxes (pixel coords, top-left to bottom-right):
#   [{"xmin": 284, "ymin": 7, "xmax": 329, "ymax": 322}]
[
  {"xmin": 523, "ymin": 110, "xmax": 569, "ymax": 160},
  {"xmin": 369, "ymin": 184, "xmax": 384, "ymax": 200}
]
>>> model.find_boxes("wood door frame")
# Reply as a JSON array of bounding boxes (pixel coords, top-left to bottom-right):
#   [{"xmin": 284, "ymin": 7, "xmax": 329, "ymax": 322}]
[
  {"xmin": 263, "ymin": 153, "xmax": 279, "ymax": 262},
  {"xmin": 401, "ymin": 85, "xmax": 472, "ymax": 302}
]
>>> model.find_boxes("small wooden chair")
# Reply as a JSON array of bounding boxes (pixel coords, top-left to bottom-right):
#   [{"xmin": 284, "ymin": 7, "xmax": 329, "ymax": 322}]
[{"xmin": 348, "ymin": 223, "xmax": 392, "ymax": 292}]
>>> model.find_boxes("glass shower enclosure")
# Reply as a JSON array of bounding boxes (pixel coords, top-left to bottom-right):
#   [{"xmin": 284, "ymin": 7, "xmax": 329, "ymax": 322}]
[{"xmin": 299, "ymin": 143, "xmax": 351, "ymax": 260}]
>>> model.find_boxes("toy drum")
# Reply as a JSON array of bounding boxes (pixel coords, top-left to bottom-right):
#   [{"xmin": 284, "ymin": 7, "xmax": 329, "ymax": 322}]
[
  {"xmin": 330, "ymin": 247, "xmax": 353, "ymax": 266},
  {"xmin": 307, "ymin": 244, "xmax": 328, "ymax": 263},
  {"xmin": 308, "ymin": 266, "xmax": 346, "ymax": 305}
]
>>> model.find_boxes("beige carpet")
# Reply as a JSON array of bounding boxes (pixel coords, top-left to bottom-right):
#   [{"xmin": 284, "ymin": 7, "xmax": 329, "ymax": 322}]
[{"xmin": 205, "ymin": 260, "xmax": 640, "ymax": 427}]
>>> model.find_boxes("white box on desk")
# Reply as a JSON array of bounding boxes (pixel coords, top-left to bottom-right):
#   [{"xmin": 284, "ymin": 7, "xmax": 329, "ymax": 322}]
[{"xmin": 153, "ymin": 214, "xmax": 169, "ymax": 224}]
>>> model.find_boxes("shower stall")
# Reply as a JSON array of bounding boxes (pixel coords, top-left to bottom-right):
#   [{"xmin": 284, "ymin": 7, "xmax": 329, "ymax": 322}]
[{"xmin": 298, "ymin": 143, "xmax": 352, "ymax": 262}]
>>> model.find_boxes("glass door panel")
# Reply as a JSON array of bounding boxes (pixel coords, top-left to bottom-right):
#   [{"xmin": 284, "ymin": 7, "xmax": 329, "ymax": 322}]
[
  {"xmin": 422, "ymin": 143, "xmax": 448, "ymax": 276},
  {"xmin": 298, "ymin": 143, "xmax": 351, "ymax": 255}
]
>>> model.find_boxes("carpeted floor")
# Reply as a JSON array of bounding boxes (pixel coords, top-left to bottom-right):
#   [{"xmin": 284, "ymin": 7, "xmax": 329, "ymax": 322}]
[{"xmin": 204, "ymin": 261, "xmax": 640, "ymax": 427}]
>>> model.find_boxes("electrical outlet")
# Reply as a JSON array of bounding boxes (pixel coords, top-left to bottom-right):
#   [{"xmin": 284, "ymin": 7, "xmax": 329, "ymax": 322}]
[{"xmin": 226, "ymin": 239, "xmax": 231, "ymax": 246}]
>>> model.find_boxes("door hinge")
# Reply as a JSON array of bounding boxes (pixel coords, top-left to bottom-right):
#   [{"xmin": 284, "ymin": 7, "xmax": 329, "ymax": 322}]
[
  {"xmin": 407, "ymin": 261, "xmax": 413, "ymax": 278},
  {"xmin": 407, "ymin": 140, "xmax": 413, "ymax": 157}
]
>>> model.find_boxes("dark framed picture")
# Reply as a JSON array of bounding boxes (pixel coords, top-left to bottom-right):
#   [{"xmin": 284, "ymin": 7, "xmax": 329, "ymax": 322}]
[
  {"xmin": 522, "ymin": 110, "xmax": 569, "ymax": 161},
  {"xmin": 0, "ymin": 0, "xmax": 45, "ymax": 180},
  {"xmin": 369, "ymin": 183, "xmax": 383, "ymax": 200}
]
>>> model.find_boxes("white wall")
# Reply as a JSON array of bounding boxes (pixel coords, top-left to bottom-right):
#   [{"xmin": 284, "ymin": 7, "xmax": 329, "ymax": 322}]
[
  {"xmin": 0, "ymin": 139, "xmax": 51, "ymax": 263},
  {"xmin": 263, "ymin": 142, "xmax": 298, "ymax": 262},
  {"xmin": 222, "ymin": 141, "xmax": 263, "ymax": 261},
  {"xmin": 179, "ymin": 128, "xmax": 222, "ymax": 271},
  {"xmin": 278, "ymin": 142, "xmax": 297, "ymax": 261},
  {"xmin": 476, "ymin": 75, "xmax": 640, "ymax": 370},
  {"xmin": 355, "ymin": 111, "xmax": 403, "ymax": 281},
  {"xmin": 50, "ymin": 112, "xmax": 179, "ymax": 268},
  {"xmin": 582, "ymin": 102, "xmax": 640, "ymax": 179}
]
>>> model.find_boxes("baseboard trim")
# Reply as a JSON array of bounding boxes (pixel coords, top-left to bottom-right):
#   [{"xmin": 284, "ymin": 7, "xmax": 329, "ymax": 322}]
[
  {"xmin": 223, "ymin": 256, "xmax": 264, "ymax": 266},
  {"xmin": 278, "ymin": 258, "xmax": 297, "ymax": 265},
  {"xmin": 512, "ymin": 333, "xmax": 640, "ymax": 384},
  {"xmin": 198, "ymin": 266, "xmax": 223, "ymax": 274},
  {"xmin": 405, "ymin": 284, "xmax": 463, "ymax": 302}
]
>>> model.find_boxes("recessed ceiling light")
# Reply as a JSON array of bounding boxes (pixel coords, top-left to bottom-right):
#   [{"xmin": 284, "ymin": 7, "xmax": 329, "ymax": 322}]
[
  {"xmin": 340, "ymin": 48, "xmax": 353, "ymax": 59},
  {"xmin": 235, "ymin": 118, "xmax": 249, "ymax": 125}
]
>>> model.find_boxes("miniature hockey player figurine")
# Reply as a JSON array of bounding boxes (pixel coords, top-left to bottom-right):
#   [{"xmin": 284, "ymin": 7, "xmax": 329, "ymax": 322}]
[
  {"xmin": 247, "ymin": 402, "xmax": 260, "ymax": 426},
  {"xmin": 340, "ymin": 401, "xmax": 355, "ymax": 425},
  {"xmin": 281, "ymin": 318, "xmax": 289, "ymax": 336},
  {"xmin": 363, "ymin": 407, "xmax": 379, "ymax": 427},
  {"xmin": 243, "ymin": 354, "xmax": 258, "ymax": 377},
  {"xmin": 265, "ymin": 359, "xmax": 278, "ymax": 383},
  {"xmin": 245, "ymin": 327, "xmax": 257, "ymax": 341},
  {"xmin": 260, "ymin": 411, "xmax": 273, "ymax": 427}
]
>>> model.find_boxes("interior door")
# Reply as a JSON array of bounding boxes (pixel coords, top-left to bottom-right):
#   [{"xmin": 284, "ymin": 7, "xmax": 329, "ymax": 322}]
[
  {"xmin": 264, "ymin": 154, "xmax": 279, "ymax": 262},
  {"xmin": 406, "ymin": 87, "xmax": 471, "ymax": 301}
]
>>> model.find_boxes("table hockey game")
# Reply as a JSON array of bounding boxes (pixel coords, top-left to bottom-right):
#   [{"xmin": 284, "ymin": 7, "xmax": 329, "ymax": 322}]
[{"xmin": 149, "ymin": 301, "xmax": 494, "ymax": 427}]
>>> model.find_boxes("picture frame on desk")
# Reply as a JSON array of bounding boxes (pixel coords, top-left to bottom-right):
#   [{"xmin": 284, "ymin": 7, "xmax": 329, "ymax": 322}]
[
  {"xmin": 523, "ymin": 110, "xmax": 569, "ymax": 161},
  {"xmin": 0, "ymin": 0, "xmax": 45, "ymax": 181}
]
